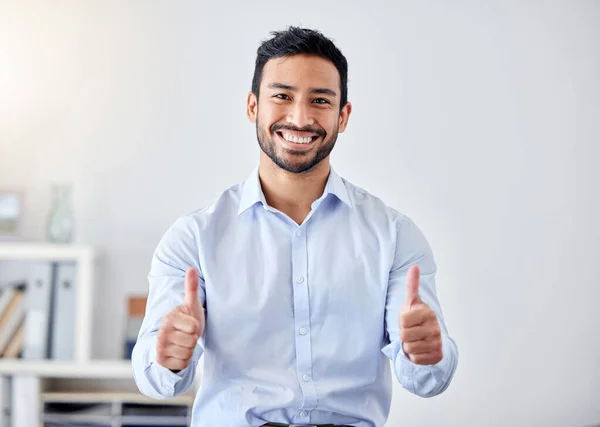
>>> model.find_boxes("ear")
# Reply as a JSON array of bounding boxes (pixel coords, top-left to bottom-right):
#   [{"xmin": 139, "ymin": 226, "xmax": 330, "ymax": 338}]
[
  {"xmin": 337, "ymin": 102, "xmax": 352, "ymax": 133},
  {"xmin": 247, "ymin": 92, "xmax": 258, "ymax": 123}
]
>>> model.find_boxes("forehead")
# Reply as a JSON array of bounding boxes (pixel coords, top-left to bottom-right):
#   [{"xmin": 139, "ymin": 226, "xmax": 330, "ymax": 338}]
[{"xmin": 261, "ymin": 54, "xmax": 340, "ymax": 91}]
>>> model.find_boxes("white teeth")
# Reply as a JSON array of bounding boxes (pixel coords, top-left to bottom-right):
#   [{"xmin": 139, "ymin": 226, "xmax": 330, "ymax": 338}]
[{"xmin": 281, "ymin": 133, "xmax": 314, "ymax": 144}]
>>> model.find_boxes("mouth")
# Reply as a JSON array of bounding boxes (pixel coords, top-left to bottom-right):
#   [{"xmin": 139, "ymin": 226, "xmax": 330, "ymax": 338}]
[{"xmin": 274, "ymin": 130, "xmax": 320, "ymax": 151}]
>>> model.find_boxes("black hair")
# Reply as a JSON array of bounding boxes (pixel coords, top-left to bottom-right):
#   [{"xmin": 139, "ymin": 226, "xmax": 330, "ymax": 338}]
[{"xmin": 251, "ymin": 26, "xmax": 348, "ymax": 109}]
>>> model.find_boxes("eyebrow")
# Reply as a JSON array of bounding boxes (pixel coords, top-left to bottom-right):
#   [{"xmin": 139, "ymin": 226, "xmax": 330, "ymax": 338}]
[{"xmin": 267, "ymin": 82, "xmax": 338, "ymax": 98}]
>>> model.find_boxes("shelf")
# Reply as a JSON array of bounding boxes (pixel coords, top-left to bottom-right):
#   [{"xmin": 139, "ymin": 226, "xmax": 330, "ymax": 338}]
[
  {"xmin": 44, "ymin": 414, "xmax": 113, "ymax": 425},
  {"xmin": 0, "ymin": 242, "xmax": 95, "ymax": 261},
  {"xmin": 41, "ymin": 392, "xmax": 193, "ymax": 426},
  {"xmin": 42, "ymin": 391, "xmax": 194, "ymax": 405},
  {"xmin": 121, "ymin": 415, "xmax": 189, "ymax": 424},
  {"xmin": 0, "ymin": 242, "xmax": 96, "ymax": 361},
  {"xmin": 0, "ymin": 359, "xmax": 134, "ymax": 378}
]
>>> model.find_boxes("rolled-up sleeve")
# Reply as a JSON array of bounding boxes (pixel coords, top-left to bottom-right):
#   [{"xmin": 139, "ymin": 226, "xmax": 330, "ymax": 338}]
[
  {"xmin": 381, "ymin": 215, "xmax": 459, "ymax": 398},
  {"xmin": 131, "ymin": 215, "xmax": 205, "ymax": 399}
]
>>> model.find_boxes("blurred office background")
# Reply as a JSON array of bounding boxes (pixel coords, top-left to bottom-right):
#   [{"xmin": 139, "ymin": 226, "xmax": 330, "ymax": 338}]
[{"xmin": 1, "ymin": 1, "xmax": 599, "ymax": 426}]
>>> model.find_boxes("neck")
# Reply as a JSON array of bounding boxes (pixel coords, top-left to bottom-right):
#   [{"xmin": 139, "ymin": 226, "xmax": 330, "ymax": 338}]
[{"xmin": 258, "ymin": 153, "xmax": 330, "ymax": 219}]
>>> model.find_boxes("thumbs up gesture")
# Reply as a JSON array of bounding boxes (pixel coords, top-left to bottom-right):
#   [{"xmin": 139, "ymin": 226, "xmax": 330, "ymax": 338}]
[
  {"xmin": 399, "ymin": 265, "xmax": 443, "ymax": 365},
  {"xmin": 156, "ymin": 267, "xmax": 205, "ymax": 372}
]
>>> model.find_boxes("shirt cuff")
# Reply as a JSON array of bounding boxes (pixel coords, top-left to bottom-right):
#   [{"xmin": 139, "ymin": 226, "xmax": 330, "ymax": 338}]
[
  {"xmin": 382, "ymin": 339, "xmax": 416, "ymax": 393},
  {"xmin": 433, "ymin": 334, "xmax": 453, "ymax": 372},
  {"xmin": 382, "ymin": 333, "xmax": 455, "ymax": 395},
  {"xmin": 147, "ymin": 344, "xmax": 192, "ymax": 395}
]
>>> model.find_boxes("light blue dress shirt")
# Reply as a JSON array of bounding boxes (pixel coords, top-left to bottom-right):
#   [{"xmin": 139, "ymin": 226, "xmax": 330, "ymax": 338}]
[{"xmin": 132, "ymin": 166, "xmax": 458, "ymax": 427}]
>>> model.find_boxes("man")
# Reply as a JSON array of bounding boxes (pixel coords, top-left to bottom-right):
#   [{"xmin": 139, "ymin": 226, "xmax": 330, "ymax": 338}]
[{"xmin": 132, "ymin": 26, "xmax": 458, "ymax": 427}]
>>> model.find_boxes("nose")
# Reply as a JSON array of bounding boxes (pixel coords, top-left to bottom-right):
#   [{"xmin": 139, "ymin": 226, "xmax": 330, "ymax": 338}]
[{"xmin": 286, "ymin": 102, "xmax": 315, "ymax": 128}]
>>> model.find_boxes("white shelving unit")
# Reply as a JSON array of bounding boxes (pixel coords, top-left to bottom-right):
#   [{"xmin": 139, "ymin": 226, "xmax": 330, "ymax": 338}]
[
  {"xmin": 0, "ymin": 243, "xmax": 95, "ymax": 363},
  {"xmin": 0, "ymin": 242, "xmax": 201, "ymax": 427}
]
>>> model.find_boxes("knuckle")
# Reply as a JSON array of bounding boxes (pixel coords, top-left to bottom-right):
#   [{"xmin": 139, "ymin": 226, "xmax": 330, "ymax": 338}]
[
  {"xmin": 186, "ymin": 319, "xmax": 197, "ymax": 334},
  {"xmin": 399, "ymin": 313, "xmax": 409, "ymax": 327},
  {"xmin": 163, "ymin": 313, "xmax": 175, "ymax": 327},
  {"xmin": 178, "ymin": 316, "xmax": 190, "ymax": 331},
  {"xmin": 180, "ymin": 334, "xmax": 193, "ymax": 348},
  {"xmin": 186, "ymin": 333, "xmax": 196, "ymax": 345},
  {"xmin": 168, "ymin": 334, "xmax": 179, "ymax": 348},
  {"xmin": 409, "ymin": 327, "xmax": 422, "ymax": 341},
  {"xmin": 156, "ymin": 335, "xmax": 169, "ymax": 351},
  {"xmin": 184, "ymin": 320, "xmax": 195, "ymax": 334}
]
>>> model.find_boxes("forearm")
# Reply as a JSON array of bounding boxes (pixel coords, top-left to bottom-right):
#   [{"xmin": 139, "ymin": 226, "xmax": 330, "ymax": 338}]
[
  {"xmin": 390, "ymin": 333, "xmax": 458, "ymax": 397},
  {"xmin": 131, "ymin": 332, "xmax": 202, "ymax": 399}
]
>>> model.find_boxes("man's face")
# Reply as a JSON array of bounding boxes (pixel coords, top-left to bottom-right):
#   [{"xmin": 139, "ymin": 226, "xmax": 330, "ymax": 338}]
[{"xmin": 247, "ymin": 54, "xmax": 352, "ymax": 174}]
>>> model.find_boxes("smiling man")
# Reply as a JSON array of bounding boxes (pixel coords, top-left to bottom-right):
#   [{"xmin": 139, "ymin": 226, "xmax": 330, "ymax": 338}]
[{"xmin": 132, "ymin": 27, "xmax": 459, "ymax": 427}]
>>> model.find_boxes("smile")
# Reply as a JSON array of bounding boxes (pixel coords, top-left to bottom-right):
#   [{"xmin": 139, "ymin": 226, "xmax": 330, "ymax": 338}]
[{"xmin": 275, "ymin": 131, "xmax": 319, "ymax": 145}]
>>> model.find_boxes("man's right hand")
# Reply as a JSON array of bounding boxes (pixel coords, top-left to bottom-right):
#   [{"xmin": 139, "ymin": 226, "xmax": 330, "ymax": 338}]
[{"xmin": 156, "ymin": 267, "xmax": 205, "ymax": 372}]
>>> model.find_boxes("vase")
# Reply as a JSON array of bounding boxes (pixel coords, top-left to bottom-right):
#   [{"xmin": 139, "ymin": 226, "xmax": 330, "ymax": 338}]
[{"xmin": 46, "ymin": 184, "xmax": 74, "ymax": 243}]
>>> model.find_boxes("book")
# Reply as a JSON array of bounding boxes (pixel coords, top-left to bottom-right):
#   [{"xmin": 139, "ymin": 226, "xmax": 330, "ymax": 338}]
[
  {"xmin": 124, "ymin": 296, "xmax": 147, "ymax": 359},
  {"xmin": 0, "ymin": 287, "xmax": 26, "ymax": 356},
  {"xmin": 2, "ymin": 319, "xmax": 25, "ymax": 358}
]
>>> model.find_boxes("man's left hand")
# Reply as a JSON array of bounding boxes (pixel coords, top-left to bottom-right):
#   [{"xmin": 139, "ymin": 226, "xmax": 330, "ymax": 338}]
[{"xmin": 398, "ymin": 265, "xmax": 443, "ymax": 365}]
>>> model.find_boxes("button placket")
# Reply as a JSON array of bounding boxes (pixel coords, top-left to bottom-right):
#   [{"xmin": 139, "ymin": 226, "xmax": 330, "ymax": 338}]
[{"xmin": 290, "ymin": 227, "xmax": 318, "ymax": 413}]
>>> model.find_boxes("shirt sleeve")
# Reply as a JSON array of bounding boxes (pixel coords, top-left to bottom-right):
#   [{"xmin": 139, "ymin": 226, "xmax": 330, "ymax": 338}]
[
  {"xmin": 131, "ymin": 215, "xmax": 205, "ymax": 399},
  {"xmin": 381, "ymin": 215, "xmax": 459, "ymax": 397}
]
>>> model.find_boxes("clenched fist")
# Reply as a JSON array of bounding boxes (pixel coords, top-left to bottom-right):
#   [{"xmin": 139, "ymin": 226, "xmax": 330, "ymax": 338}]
[
  {"xmin": 156, "ymin": 267, "xmax": 205, "ymax": 372},
  {"xmin": 399, "ymin": 265, "xmax": 443, "ymax": 365}
]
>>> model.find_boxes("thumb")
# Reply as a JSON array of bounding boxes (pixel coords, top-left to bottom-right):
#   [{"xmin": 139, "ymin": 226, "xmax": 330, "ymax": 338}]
[
  {"xmin": 184, "ymin": 267, "xmax": 200, "ymax": 312},
  {"xmin": 404, "ymin": 265, "xmax": 421, "ymax": 308}
]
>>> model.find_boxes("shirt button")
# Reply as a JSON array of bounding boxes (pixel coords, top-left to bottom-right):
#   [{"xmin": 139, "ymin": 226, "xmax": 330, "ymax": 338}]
[
  {"xmin": 296, "ymin": 230, "xmax": 303, "ymax": 237},
  {"xmin": 302, "ymin": 374, "xmax": 310, "ymax": 382},
  {"xmin": 296, "ymin": 276, "xmax": 304, "ymax": 284},
  {"xmin": 300, "ymin": 410, "xmax": 308, "ymax": 417},
  {"xmin": 299, "ymin": 328, "xmax": 307, "ymax": 335}
]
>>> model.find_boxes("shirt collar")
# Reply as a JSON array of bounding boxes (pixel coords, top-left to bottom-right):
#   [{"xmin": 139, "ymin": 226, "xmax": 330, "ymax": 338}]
[{"xmin": 237, "ymin": 166, "xmax": 352, "ymax": 215}]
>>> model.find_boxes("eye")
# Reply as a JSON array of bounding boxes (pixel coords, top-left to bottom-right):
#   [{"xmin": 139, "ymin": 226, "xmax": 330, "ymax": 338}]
[
  {"xmin": 313, "ymin": 98, "xmax": 330, "ymax": 104},
  {"xmin": 274, "ymin": 93, "xmax": 290, "ymax": 100}
]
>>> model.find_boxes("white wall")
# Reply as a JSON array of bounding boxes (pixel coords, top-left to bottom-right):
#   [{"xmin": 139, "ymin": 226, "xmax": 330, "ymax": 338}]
[{"xmin": 1, "ymin": 1, "xmax": 599, "ymax": 426}]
